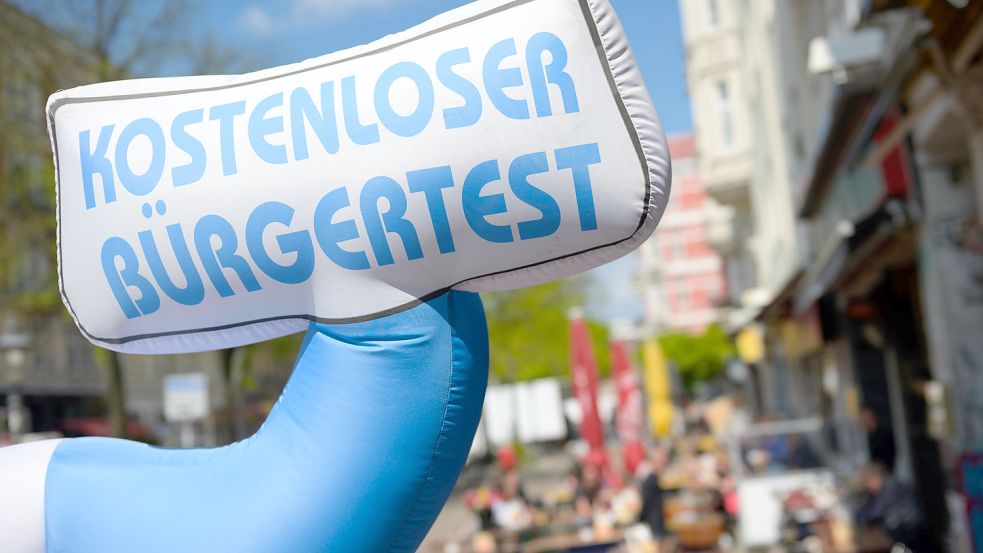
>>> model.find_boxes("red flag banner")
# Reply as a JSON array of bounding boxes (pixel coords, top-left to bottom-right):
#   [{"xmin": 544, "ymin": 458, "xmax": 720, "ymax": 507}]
[
  {"xmin": 569, "ymin": 311, "xmax": 606, "ymax": 463},
  {"xmin": 611, "ymin": 340, "xmax": 645, "ymax": 474}
]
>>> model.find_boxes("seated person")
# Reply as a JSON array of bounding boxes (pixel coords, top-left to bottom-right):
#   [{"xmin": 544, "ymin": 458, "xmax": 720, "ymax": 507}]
[
  {"xmin": 575, "ymin": 463, "xmax": 605, "ymax": 520},
  {"xmin": 854, "ymin": 463, "xmax": 938, "ymax": 553},
  {"xmin": 491, "ymin": 470, "xmax": 531, "ymax": 531}
]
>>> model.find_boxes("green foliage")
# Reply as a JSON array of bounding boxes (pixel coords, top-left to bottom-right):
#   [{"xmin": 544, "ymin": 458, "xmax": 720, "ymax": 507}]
[
  {"xmin": 587, "ymin": 320, "xmax": 611, "ymax": 380},
  {"xmin": 0, "ymin": 1, "xmax": 248, "ymax": 319},
  {"xmin": 0, "ymin": 26, "xmax": 64, "ymax": 317},
  {"xmin": 658, "ymin": 324, "xmax": 734, "ymax": 390},
  {"xmin": 237, "ymin": 333, "xmax": 303, "ymax": 393},
  {"xmin": 483, "ymin": 279, "xmax": 610, "ymax": 383}
]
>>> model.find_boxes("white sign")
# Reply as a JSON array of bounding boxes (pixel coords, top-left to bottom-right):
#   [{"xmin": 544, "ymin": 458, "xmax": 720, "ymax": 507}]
[
  {"xmin": 483, "ymin": 378, "xmax": 568, "ymax": 446},
  {"xmin": 163, "ymin": 373, "xmax": 209, "ymax": 422},
  {"xmin": 48, "ymin": 0, "xmax": 668, "ymax": 354}
]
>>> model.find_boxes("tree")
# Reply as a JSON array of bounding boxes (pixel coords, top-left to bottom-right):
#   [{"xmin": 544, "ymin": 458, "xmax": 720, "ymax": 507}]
[
  {"xmin": 0, "ymin": 4, "xmax": 108, "ymax": 438},
  {"xmin": 48, "ymin": 0, "xmax": 189, "ymax": 439},
  {"xmin": 483, "ymin": 278, "xmax": 611, "ymax": 384},
  {"xmin": 20, "ymin": 0, "xmax": 190, "ymax": 80},
  {"xmin": 4, "ymin": 0, "xmax": 245, "ymax": 439},
  {"xmin": 0, "ymin": 6, "xmax": 70, "ymax": 316},
  {"xmin": 221, "ymin": 332, "xmax": 301, "ymax": 442},
  {"xmin": 658, "ymin": 324, "xmax": 734, "ymax": 391}
]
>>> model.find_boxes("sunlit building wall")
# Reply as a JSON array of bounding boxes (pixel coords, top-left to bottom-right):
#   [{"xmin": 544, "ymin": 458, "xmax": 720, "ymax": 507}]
[
  {"xmin": 678, "ymin": 0, "xmax": 836, "ymax": 328},
  {"xmin": 638, "ymin": 134, "xmax": 728, "ymax": 333}
]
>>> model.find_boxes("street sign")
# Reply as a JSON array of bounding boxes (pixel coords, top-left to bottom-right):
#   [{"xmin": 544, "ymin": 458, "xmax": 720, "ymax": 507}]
[{"xmin": 163, "ymin": 373, "xmax": 209, "ymax": 423}]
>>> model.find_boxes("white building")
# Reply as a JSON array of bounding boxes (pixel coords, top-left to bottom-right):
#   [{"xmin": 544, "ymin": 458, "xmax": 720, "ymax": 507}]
[
  {"xmin": 678, "ymin": 0, "xmax": 832, "ymax": 329},
  {"xmin": 680, "ymin": 0, "xmax": 983, "ymax": 548}
]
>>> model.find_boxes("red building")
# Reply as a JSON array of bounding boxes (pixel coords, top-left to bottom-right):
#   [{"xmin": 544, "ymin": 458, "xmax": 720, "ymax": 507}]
[{"xmin": 638, "ymin": 134, "xmax": 728, "ymax": 333}]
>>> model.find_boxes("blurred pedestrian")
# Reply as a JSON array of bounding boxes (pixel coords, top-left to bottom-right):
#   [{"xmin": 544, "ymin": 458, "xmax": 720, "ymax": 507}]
[
  {"xmin": 491, "ymin": 470, "xmax": 531, "ymax": 532},
  {"xmin": 498, "ymin": 469, "xmax": 528, "ymax": 504},
  {"xmin": 462, "ymin": 486, "xmax": 495, "ymax": 531},
  {"xmin": 854, "ymin": 462, "xmax": 938, "ymax": 553},
  {"xmin": 637, "ymin": 447, "xmax": 670, "ymax": 541},
  {"xmin": 858, "ymin": 406, "xmax": 896, "ymax": 471},
  {"xmin": 575, "ymin": 462, "xmax": 605, "ymax": 520}
]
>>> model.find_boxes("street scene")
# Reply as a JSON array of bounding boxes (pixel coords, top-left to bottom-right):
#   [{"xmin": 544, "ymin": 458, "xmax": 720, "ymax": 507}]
[{"xmin": 2, "ymin": 0, "xmax": 983, "ymax": 552}]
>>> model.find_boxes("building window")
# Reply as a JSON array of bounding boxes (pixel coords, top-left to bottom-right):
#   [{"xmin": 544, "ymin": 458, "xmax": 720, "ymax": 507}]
[
  {"xmin": 715, "ymin": 80, "xmax": 734, "ymax": 150},
  {"xmin": 707, "ymin": 0, "xmax": 720, "ymax": 27},
  {"xmin": 676, "ymin": 280, "xmax": 690, "ymax": 311},
  {"xmin": 671, "ymin": 230, "xmax": 685, "ymax": 259}
]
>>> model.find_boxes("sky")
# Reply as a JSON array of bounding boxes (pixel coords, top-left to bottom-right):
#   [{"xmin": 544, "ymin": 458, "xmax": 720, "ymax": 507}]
[
  {"xmin": 190, "ymin": 0, "xmax": 692, "ymax": 323},
  {"xmin": 194, "ymin": 0, "xmax": 691, "ymax": 135}
]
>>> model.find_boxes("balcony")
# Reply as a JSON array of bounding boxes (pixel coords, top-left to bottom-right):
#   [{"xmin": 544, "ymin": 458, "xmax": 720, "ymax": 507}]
[{"xmin": 700, "ymin": 150, "xmax": 752, "ymax": 206}]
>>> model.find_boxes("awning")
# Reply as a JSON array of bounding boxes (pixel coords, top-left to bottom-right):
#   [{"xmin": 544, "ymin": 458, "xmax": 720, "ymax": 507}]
[
  {"xmin": 799, "ymin": 92, "xmax": 875, "ymax": 217},
  {"xmin": 800, "ymin": 9, "xmax": 928, "ymax": 216},
  {"xmin": 755, "ymin": 270, "xmax": 806, "ymax": 323},
  {"xmin": 793, "ymin": 199, "xmax": 913, "ymax": 316},
  {"xmin": 794, "ymin": 240, "xmax": 849, "ymax": 316}
]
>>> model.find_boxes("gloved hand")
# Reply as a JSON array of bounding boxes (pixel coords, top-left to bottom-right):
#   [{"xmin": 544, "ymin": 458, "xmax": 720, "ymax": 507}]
[{"xmin": 0, "ymin": 291, "xmax": 488, "ymax": 553}]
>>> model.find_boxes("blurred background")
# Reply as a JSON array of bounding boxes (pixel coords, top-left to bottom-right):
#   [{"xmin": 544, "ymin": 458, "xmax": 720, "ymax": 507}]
[{"xmin": 2, "ymin": 0, "xmax": 983, "ymax": 552}]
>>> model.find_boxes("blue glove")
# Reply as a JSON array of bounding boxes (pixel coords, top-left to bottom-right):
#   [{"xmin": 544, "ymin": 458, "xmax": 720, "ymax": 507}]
[{"xmin": 0, "ymin": 291, "xmax": 488, "ymax": 553}]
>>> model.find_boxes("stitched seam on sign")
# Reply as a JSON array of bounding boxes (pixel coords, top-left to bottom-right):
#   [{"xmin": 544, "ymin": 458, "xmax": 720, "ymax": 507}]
[{"xmin": 383, "ymin": 308, "xmax": 455, "ymax": 553}]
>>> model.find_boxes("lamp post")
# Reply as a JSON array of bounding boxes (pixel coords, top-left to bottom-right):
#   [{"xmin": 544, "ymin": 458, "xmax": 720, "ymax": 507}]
[{"xmin": 0, "ymin": 331, "xmax": 31, "ymax": 441}]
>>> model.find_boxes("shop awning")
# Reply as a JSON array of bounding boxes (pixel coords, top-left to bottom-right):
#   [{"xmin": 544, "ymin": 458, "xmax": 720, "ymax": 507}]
[
  {"xmin": 793, "ymin": 199, "xmax": 913, "ymax": 316},
  {"xmin": 755, "ymin": 270, "xmax": 805, "ymax": 323}
]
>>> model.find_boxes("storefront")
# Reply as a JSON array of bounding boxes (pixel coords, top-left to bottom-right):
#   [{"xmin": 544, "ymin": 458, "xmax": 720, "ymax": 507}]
[{"xmin": 789, "ymin": 6, "xmax": 961, "ymax": 539}]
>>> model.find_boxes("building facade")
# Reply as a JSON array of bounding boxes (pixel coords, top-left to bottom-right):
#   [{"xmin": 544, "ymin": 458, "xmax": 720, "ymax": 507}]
[
  {"xmin": 682, "ymin": 0, "xmax": 983, "ymax": 549},
  {"xmin": 678, "ymin": 0, "xmax": 821, "ymax": 332},
  {"xmin": 638, "ymin": 134, "xmax": 728, "ymax": 333}
]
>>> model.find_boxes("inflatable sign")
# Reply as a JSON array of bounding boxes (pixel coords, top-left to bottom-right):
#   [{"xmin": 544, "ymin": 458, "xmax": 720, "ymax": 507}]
[
  {"xmin": 48, "ymin": 0, "xmax": 669, "ymax": 353},
  {"xmin": 0, "ymin": 291, "xmax": 487, "ymax": 553}
]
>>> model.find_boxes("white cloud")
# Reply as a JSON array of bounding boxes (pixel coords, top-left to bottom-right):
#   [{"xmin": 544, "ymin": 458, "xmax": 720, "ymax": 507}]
[
  {"xmin": 239, "ymin": 6, "xmax": 277, "ymax": 36},
  {"xmin": 291, "ymin": 0, "xmax": 399, "ymax": 20},
  {"xmin": 238, "ymin": 0, "xmax": 404, "ymax": 37}
]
